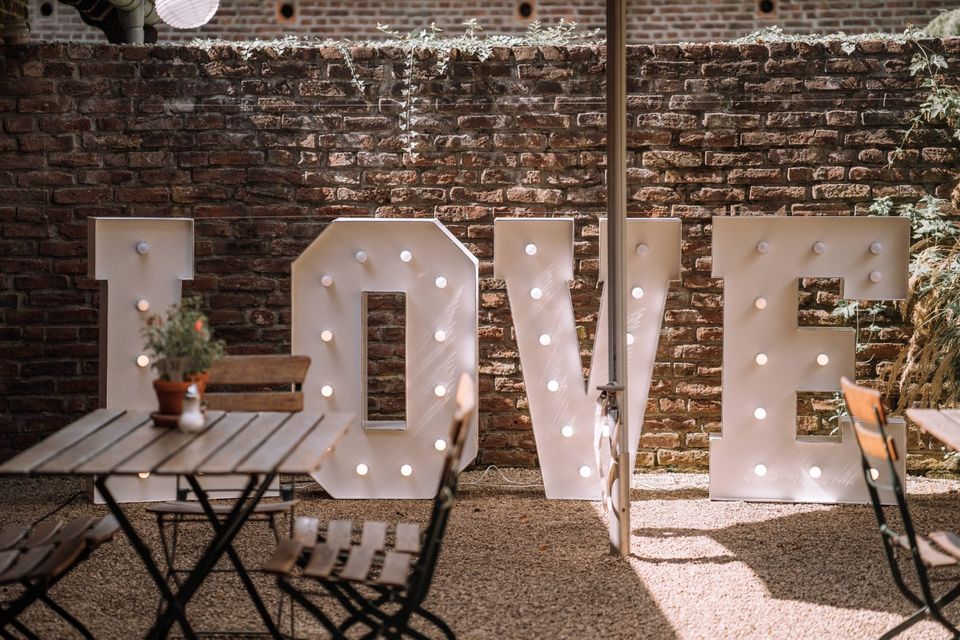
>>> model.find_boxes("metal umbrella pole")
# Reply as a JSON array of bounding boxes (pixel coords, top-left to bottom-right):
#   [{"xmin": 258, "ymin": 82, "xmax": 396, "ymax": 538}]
[{"xmin": 603, "ymin": 0, "xmax": 630, "ymax": 556}]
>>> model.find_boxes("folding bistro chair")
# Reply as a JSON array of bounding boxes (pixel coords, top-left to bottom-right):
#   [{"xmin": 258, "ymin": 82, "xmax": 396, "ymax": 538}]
[
  {"xmin": 147, "ymin": 354, "xmax": 310, "ymax": 632},
  {"xmin": 265, "ymin": 373, "xmax": 475, "ymax": 640},
  {"xmin": 0, "ymin": 515, "xmax": 120, "ymax": 639},
  {"xmin": 841, "ymin": 376, "xmax": 960, "ymax": 639}
]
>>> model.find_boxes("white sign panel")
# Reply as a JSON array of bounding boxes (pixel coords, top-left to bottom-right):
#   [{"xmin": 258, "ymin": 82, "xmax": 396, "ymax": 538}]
[{"xmin": 711, "ymin": 216, "xmax": 909, "ymax": 503}]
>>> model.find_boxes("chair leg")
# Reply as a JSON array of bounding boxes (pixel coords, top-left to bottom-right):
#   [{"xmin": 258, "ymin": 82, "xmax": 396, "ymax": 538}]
[
  {"xmin": 278, "ymin": 576, "xmax": 347, "ymax": 639},
  {"xmin": 8, "ymin": 619, "xmax": 38, "ymax": 640},
  {"xmin": 880, "ymin": 606, "xmax": 930, "ymax": 640},
  {"xmin": 38, "ymin": 593, "xmax": 94, "ymax": 640},
  {"xmin": 415, "ymin": 606, "xmax": 455, "ymax": 640}
]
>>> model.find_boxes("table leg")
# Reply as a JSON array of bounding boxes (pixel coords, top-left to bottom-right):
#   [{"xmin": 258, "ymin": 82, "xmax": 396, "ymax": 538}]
[
  {"xmin": 183, "ymin": 474, "xmax": 283, "ymax": 638},
  {"xmin": 93, "ymin": 477, "xmax": 197, "ymax": 640}
]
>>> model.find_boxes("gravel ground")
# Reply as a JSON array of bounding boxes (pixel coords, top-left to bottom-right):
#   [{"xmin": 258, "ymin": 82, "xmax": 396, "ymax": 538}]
[{"xmin": 3, "ymin": 470, "xmax": 960, "ymax": 639}]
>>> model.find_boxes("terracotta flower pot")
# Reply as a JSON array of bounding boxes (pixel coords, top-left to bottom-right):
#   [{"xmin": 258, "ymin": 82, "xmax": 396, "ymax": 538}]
[{"xmin": 153, "ymin": 372, "xmax": 208, "ymax": 416}]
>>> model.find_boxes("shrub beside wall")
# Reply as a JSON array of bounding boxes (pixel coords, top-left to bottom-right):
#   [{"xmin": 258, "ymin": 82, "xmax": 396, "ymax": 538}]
[{"xmin": 1, "ymin": 39, "xmax": 958, "ymax": 471}]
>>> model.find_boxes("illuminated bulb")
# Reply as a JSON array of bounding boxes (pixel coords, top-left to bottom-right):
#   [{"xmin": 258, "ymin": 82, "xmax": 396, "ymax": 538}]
[
  {"xmin": 754, "ymin": 407, "xmax": 767, "ymax": 420},
  {"xmin": 631, "ymin": 287, "xmax": 644, "ymax": 299},
  {"xmin": 870, "ymin": 468, "xmax": 880, "ymax": 480},
  {"xmin": 321, "ymin": 274, "xmax": 334, "ymax": 287},
  {"xmin": 636, "ymin": 243, "xmax": 649, "ymax": 256},
  {"xmin": 539, "ymin": 334, "xmax": 551, "ymax": 346},
  {"xmin": 355, "ymin": 250, "xmax": 368, "ymax": 263},
  {"xmin": 356, "ymin": 463, "xmax": 369, "ymax": 476},
  {"xmin": 434, "ymin": 329, "xmax": 447, "ymax": 342},
  {"xmin": 579, "ymin": 465, "xmax": 592, "ymax": 478},
  {"xmin": 434, "ymin": 384, "xmax": 447, "ymax": 397},
  {"xmin": 755, "ymin": 353, "xmax": 768, "ymax": 366},
  {"xmin": 869, "ymin": 270, "xmax": 882, "ymax": 283},
  {"xmin": 813, "ymin": 241, "xmax": 827, "ymax": 255},
  {"xmin": 321, "ymin": 385, "xmax": 334, "ymax": 397},
  {"xmin": 870, "ymin": 241, "xmax": 883, "ymax": 255},
  {"xmin": 547, "ymin": 380, "xmax": 560, "ymax": 392},
  {"xmin": 434, "ymin": 438, "xmax": 447, "ymax": 451},
  {"xmin": 136, "ymin": 354, "xmax": 150, "ymax": 368},
  {"xmin": 136, "ymin": 240, "xmax": 150, "ymax": 255},
  {"xmin": 601, "ymin": 422, "xmax": 610, "ymax": 438},
  {"xmin": 138, "ymin": 472, "xmax": 150, "ymax": 480},
  {"xmin": 320, "ymin": 330, "xmax": 333, "ymax": 342},
  {"xmin": 400, "ymin": 464, "xmax": 413, "ymax": 477},
  {"xmin": 626, "ymin": 333, "xmax": 635, "ymax": 346},
  {"xmin": 754, "ymin": 464, "xmax": 767, "ymax": 477},
  {"xmin": 756, "ymin": 240, "xmax": 770, "ymax": 254},
  {"xmin": 530, "ymin": 287, "xmax": 543, "ymax": 300},
  {"xmin": 561, "ymin": 425, "xmax": 574, "ymax": 438},
  {"xmin": 809, "ymin": 466, "xmax": 822, "ymax": 479},
  {"xmin": 524, "ymin": 243, "xmax": 538, "ymax": 256},
  {"xmin": 400, "ymin": 250, "xmax": 413, "ymax": 263},
  {"xmin": 816, "ymin": 353, "xmax": 829, "ymax": 366},
  {"xmin": 136, "ymin": 299, "xmax": 150, "ymax": 312},
  {"xmin": 754, "ymin": 297, "xmax": 768, "ymax": 310},
  {"xmin": 435, "ymin": 276, "xmax": 447, "ymax": 289}
]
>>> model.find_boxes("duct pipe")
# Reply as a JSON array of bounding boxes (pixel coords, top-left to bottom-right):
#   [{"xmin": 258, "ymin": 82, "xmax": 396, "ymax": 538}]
[{"xmin": 106, "ymin": 0, "xmax": 159, "ymax": 43}]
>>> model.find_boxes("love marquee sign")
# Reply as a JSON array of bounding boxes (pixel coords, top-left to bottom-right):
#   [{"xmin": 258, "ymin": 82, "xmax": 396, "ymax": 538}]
[{"xmin": 89, "ymin": 215, "xmax": 909, "ymax": 504}]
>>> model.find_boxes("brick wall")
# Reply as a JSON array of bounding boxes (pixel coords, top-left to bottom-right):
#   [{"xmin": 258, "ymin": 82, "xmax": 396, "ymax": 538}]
[
  {"xmin": 1, "ymin": 39, "xmax": 958, "ymax": 471},
  {"xmin": 26, "ymin": 0, "xmax": 956, "ymax": 44}
]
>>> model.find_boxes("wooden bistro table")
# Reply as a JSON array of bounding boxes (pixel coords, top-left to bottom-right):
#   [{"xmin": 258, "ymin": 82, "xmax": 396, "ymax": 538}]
[
  {"xmin": 0, "ymin": 408, "xmax": 352, "ymax": 640},
  {"xmin": 906, "ymin": 409, "xmax": 960, "ymax": 452}
]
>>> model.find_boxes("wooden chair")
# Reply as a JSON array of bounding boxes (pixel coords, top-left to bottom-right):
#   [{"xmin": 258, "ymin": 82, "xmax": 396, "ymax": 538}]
[
  {"xmin": 265, "ymin": 373, "xmax": 475, "ymax": 640},
  {"xmin": 0, "ymin": 515, "xmax": 120, "ymax": 639},
  {"xmin": 147, "ymin": 354, "xmax": 310, "ymax": 632},
  {"xmin": 841, "ymin": 376, "xmax": 960, "ymax": 639}
]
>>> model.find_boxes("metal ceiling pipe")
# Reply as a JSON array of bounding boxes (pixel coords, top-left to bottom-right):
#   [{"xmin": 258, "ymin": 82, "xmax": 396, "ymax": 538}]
[{"xmin": 105, "ymin": 0, "xmax": 159, "ymax": 43}]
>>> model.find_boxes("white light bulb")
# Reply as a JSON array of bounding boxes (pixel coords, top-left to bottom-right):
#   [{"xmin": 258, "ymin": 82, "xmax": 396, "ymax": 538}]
[
  {"xmin": 547, "ymin": 380, "xmax": 560, "ymax": 392},
  {"xmin": 400, "ymin": 464, "xmax": 413, "ymax": 477},
  {"xmin": 870, "ymin": 468, "xmax": 880, "ymax": 480},
  {"xmin": 809, "ymin": 466, "xmax": 822, "ymax": 479},
  {"xmin": 636, "ymin": 243, "xmax": 649, "ymax": 256},
  {"xmin": 870, "ymin": 241, "xmax": 883, "ymax": 255},
  {"xmin": 435, "ymin": 276, "xmax": 447, "ymax": 289},
  {"xmin": 136, "ymin": 299, "xmax": 150, "ymax": 312},
  {"xmin": 434, "ymin": 438, "xmax": 447, "ymax": 451},
  {"xmin": 136, "ymin": 354, "xmax": 150, "ymax": 368},
  {"xmin": 321, "ymin": 274, "xmax": 334, "ymax": 287},
  {"xmin": 138, "ymin": 472, "xmax": 150, "ymax": 480},
  {"xmin": 813, "ymin": 241, "xmax": 827, "ymax": 255},
  {"xmin": 754, "ymin": 407, "xmax": 767, "ymax": 420},
  {"xmin": 869, "ymin": 270, "xmax": 882, "ymax": 283},
  {"xmin": 530, "ymin": 287, "xmax": 543, "ymax": 300},
  {"xmin": 755, "ymin": 353, "xmax": 768, "ymax": 366},
  {"xmin": 754, "ymin": 297, "xmax": 767, "ymax": 310},
  {"xmin": 756, "ymin": 240, "xmax": 770, "ymax": 254},
  {"xmin": 524, "ymin": 243, "xmax": 538, "ymax": 256},
  {"xmin": 400, "ymin": 250, "xmax": 413, "ymax": 263},
  {"xmin": 579, "ymin": 465, "xmax": 592, "ymax": 478},
  {"xmin": 601, "ymin": 423, "xmax": 610, "ymax": 438},
  {"xmin": 135, "ymin": 240, "xmax": 150, "ymax": 255},
  {"xmin": 561, "ymin": 425, "xmax": 574, "ymax": 438},
  {"xmin": 434, "ymin": 329, "xmax": 447, "ymax": 342},
  {"xmin": 631, "ymin": 287, "xmax": 644, "ymax": 299},
  {"xmin": 816, "ymin": 353, "xmax": 829, "ymax": 366},
  {"xmin": 626, "ymin": 333, "xmax": 635, "ymax": 346},
  {"xmin": 754, "ymin": 464, "xmax": 767, "ymax": 477},
  {"xmin": 539, "ymin": 334, "xmax": 551, "ymax": 346},
  {"xmin": 434, "ymin": 384, "xmax": 447, "ymax": 397},
  {"xmin": 356, "ymin": 463, "xmax": 369, "ymax": 476},
  {"xmin": 355, "ymin": 250, "xmax": 368, "ymax": 263},
  {"xmin": 321, "ymin": 385, "xmax": 334, "ymax": 397},
  {"xmin": 320, "ymin": 330, "xmax": 333, "ymax": 342}
]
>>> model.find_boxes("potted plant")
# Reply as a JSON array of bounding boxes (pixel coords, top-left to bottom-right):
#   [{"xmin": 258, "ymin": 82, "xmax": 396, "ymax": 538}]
[{"xmin": 142, "ymin": 296, "xmax": 225, "ymax": 420}]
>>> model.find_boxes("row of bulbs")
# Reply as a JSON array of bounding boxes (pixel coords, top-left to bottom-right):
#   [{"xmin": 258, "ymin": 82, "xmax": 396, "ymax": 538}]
[
  {"xmin": 754, "ymin": 352, "xmax": 830, "ymax": 367},
  {"xmin": 752, "ymin": 465, "xmax": 882, "ymax": 480},
  {"xmin": 354, "ymin": 437, "xmax": 450, "ymax": 478},
  {"xmin": 756, "ymin": 240, "xmax": 884, "ymax": 255}
]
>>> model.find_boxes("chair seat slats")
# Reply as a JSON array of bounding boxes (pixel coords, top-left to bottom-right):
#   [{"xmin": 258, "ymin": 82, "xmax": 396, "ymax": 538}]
[
  {"xmin": 27, "ymin": 538, "xmax": 86, "ymax": 581},
  {"xmin": 377, "ymin": 551, "xmax": 413, "ymax": 587},
  {"xmin": 325, "ymin": 520, "xmax": 352, "ymax": 551},
  {"xmin": 84, "ymin": 516, "xmax": 120, "ymax": 546},
  {"xmin": 0, "ymin": 546, "xmax": 53, "ymax": 584},
  {"xmin": 22, "ymin": 520, "xmax": 62, "ymax": 548},
  {"xmin": 340, "ymin": 546, "xmax": 377, "ymax": 582},
  {"xmin": 303, "ymin": 544, "xmax": 338, "ymax": 579},
  {"xmin": 930, "ymin": 531, "xmax": 960, "ymax": 561},
  {"xmin": 0, "ymin": 525, "xmax": 28, "ymax": 551},
  {"xmin": 394, "ymin": 522, "xmax": 421, "ymax": 553},
  {"xmin": 361, "ymin": 522, "xmax": 388, "ymax": 550},
  {"xmin": 0, "ymin": 550, "xmax": 19, "ymax": 576},
  {"xmin": 263, "ymin": 540, "xmax": 304, "ymax": 575},
  {"xmin": 895, "ymin": 534, "xmax": 957, "ymax": 568},
  {"xmin": 51, "ymin": 517, "xmax": 98, "ymax": 544},
  {"xmin": 294, "ymin": 517, "xmax": 320, "ymax": 547}
]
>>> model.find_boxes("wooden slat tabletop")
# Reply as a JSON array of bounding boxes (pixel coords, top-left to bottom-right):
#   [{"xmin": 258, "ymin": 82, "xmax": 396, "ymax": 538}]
[
  {"xmin": 906, "ymin": 409, "xmax": 960, "ymax": 451},
  {"xmin": 0, "ymin": 409, "xmax": 353, "ymax": 477}
]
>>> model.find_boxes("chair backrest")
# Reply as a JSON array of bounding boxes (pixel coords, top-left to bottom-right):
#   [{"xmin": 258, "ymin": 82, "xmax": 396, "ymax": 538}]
[
  {"xmin": 205, "ymin": 355, "xmax": 311, "ymax": 412},
  {"xmin": 839, "ymin": 376, "xmax": 901, "ymax": 491},
  {"xmin": 407, "ymin": 373, "xmax": 475, "ymax": 604}
]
